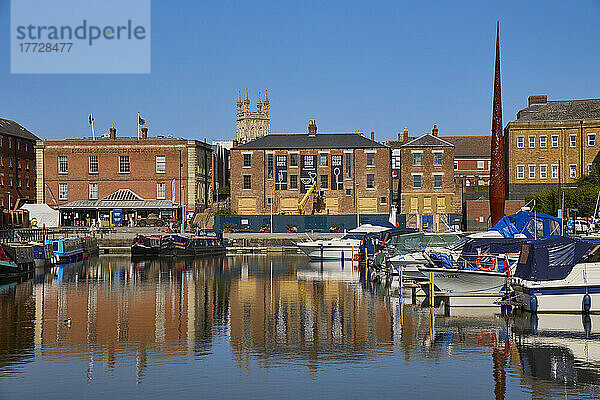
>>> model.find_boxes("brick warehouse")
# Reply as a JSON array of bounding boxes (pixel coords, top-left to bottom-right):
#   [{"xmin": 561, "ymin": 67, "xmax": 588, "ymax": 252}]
[
  {"xmin": 230, "ymin": 120, "xmax": 391, "ymax": 215},
  {"xmin": 35, "ymin": 125, "xmax": 212, "ymax": 226},
  {"xmin": 0, "ymin": 118, "xmax": 39, "ymax": 210},
  {"xmin": 504, "ymin": 95, "xmax": 600, "ymax": 200}
]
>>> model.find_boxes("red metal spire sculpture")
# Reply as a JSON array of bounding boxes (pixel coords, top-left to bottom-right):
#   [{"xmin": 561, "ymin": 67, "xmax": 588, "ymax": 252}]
[{"xmin": 490, "ymin": 21, "xmax": 505, "ymax": 226}]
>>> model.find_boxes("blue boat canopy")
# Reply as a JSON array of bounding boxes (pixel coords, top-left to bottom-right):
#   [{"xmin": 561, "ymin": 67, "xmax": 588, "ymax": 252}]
[
  {"xmin": 491, "ymin": 211, "xmax": 563, "ymax": 239},
  {"xmin": 514, "ymin": 237, "xmax": 600, "ymax": 281}
]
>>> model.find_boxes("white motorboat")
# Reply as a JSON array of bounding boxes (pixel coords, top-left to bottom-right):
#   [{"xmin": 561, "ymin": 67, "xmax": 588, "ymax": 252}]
[
  {"xmin": 295, "ymin": 222, "xmax": 396, "ymax": 260},
  {"xmin": 512, "ymin": 236, "xmax": 600, "ymax": 313}
]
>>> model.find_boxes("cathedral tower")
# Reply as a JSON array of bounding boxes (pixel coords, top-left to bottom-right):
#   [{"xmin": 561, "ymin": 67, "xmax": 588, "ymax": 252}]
[{"xmin": 236, "ymin": 89, "xmax": 271, "ymax": 144}]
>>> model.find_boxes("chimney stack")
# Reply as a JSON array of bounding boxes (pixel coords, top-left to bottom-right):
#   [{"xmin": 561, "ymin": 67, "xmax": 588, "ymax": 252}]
[
  {"xmin": 398, "ymin": 128, "xmax": 408, "ymax": 142},
  {"xmin": 432, "ymin": 124, "xmax": 438, "ymax": 137},
  {"xmin": 233, "ymin": 139, "xmax": 238, "ymax": 147},
  {"xmin": 308, "ymin": 119, "xmax": 317, "ymax": 135},
  {"xmin": 528, "ymin": 95, "xmax": 548, "ymax": 106},
  {"xmin": 370, "ymin": 131, "xmax": 375, "ymax": 141},
  {"xmin": 141, "ymin": 124, "xmax": 148, "ymax": 140},
  {"xmin": 109, "ymin": 124, "xmax": 117, "ymax": 140}
]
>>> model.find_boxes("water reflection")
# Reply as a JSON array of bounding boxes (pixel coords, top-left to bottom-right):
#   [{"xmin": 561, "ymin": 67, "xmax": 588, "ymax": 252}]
[{"xmin": 0, "ymin": 255, "xmax": 599, "ymax": 399}]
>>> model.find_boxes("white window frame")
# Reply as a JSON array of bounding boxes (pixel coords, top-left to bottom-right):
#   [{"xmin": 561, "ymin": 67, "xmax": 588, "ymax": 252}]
[
  {"xmin": 432, "ymin": 151, "xmax": 443, "ymax": 167},
  {"xmin": 433, "ymin": 173, "xmax": 443, "ymax": 189},
  {"xmin": 570, "ymin": 135, "xmax": 576, "ymax": 148},
  {"xmin": 89, "ymin": 183, "xmax": 98, "ymax": 200},
  {"xmin": 156, "ymin": 155, "xmax": 166, "ymax": 174},
  {"xmin": 119, "ymin": 155, "xmax": 130, "ymax": 174},
  {"xmin": 58, "ymin": 183, "xmax": 67, "ymax": 201},
  {"xmin": 540, "ymin": 136, "xmax": 547, "ymax": 148},
  {"xmin": 517, "ymin": 165, "xmax": 524, "ymax": 180},
  {"xmin": 540, "ymin": 165, "xmax": 547, "ymax": 179},
  {"xmin": 242, "ymin": 152, "xmax": 252, "ymax": 168},
  {"xmin": 156, "ymin": 182, "xmax": 166, "ymax": 199},
  {"xmin": 289, "ymin": 174, "xmax": 298, "ymax": 190},
  {"xmin": 517, "ymin": 137, "xmax": 524, "ymax": 148},
  {"xmin": 551, "ymin": 164, "xmax": 559, "ymax": 179},
  {"xmin": 58, "ymin": 156, "xmax": 68, "ymax": 174},
  {"xmin": 412, "ymin": 173, "xmax": 422, "ymax": 188},
  {"xmin": 412, "ymin": 151, "xmax": 422, "ymax": 167},
  {"xmin": 477, "ymin": 160, "xmax": 485, "ymax": 170},
  {"xmin": 454, "ymin": 160, "xmax": 458, "ymax": 170},
  {"xmin": 569, "ymin": 164, "xmax": 577, "ymax": 178},
  {"xmin": 551, "ymin": 135, "xmax": 559, "ymax": 148},
  {"xmin": 588, "ymin": 134, "xmax": 596, "ymax": 147},
  {"xmin": 89, "ymin": 155, "xmax": 98, "ymax": 174},
  {"xmin": 243, "ymin": 174, "xmax": 252, "ymax": 190},
  {"xmin": 289, "ymin": 152, "xmax": 299, "ymax": 168},
  {"xmin": 366, "ymin": 173, "xmax": 375, "ymax": 189},
  {"xmin": 528, "ymin": 136, "xmax": 535, "ymax": 148},
  {"xmin": 528, "ymin": 165, "xmax": 536, "ymax": 179}
]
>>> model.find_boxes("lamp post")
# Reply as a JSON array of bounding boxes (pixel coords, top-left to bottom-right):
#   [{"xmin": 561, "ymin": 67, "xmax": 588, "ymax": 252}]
[
  {"xmin": 540, "ymin": 147, "xmax": 562, "ymax": 233},
  {"xmin": 356, "ymin": 182, "xmax": 360, "ymax": 228},
  {"xmin": 270, "ymin": 182, "xmax": 273, "ymax": 233}
]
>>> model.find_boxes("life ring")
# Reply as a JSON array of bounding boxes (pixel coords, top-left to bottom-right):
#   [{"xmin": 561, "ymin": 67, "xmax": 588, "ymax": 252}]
[
  {"xmin": 477, "ymin": 330, "xmax": 497, "ymax": 347},
  {"xmin": 476, "ymin": 253, "xmax": 496, "ymax": 271},
  {"xmin": 31, "ymin": 218, "xmax": 38, "ymax": 228}
]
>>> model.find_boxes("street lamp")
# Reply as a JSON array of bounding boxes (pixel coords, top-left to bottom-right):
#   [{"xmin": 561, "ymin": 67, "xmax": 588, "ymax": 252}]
[
  {"xmin": 539, "ymin": 147, "xmax": 562, "ymax": 233},
  {"xmin": 356, "ymin": 182, "xmax": 360, "ymax": 228}
]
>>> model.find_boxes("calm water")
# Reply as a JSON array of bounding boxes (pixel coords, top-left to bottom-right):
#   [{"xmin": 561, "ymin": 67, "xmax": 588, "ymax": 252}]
[{"xmin": 1, "ymin": 254, "xmax": 600, "ymax": 399}]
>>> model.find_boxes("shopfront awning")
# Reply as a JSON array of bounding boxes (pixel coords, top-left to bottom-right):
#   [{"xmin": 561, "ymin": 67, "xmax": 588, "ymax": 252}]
[{"xmin": 58, "ymin": 189, "xmax": 180, "ymax": 210}]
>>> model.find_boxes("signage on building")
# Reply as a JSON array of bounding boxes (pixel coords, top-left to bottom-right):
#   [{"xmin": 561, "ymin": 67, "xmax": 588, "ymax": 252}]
[
  {"xmin": 275, "ymin": 155, "xmax": 288, "ymax": 190},
  {"xmin": 392, "ymin": 170, "xmax": 398, "ymax": 178},
  {"xmin": 112, "ymin": 209, "xmax": 123, "ymax": 226},
  {"xmin": 300, "ymin": 154, "xmax": 317, "ymax": 193},
  {"xmin": 331, "ymin": 155, "xmax": 343, "ymax": 190}
]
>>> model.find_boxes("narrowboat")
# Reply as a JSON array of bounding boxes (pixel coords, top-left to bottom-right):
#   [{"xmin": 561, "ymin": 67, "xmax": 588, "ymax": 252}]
[
  {"xmin": 46, "ymin": 238, "xmax": 85, "ymax": 264},
  {"xmin": 0, "ymin": 243, "xmax": 35, "ymax": 277},
  {"xmin": 157, "ymin": 231, "xmax": 226, "ymax": 257},
  {"xmin": 82, "ymin": 237, "xmax": 99, "ymax": 258},
  {"xmin": 131, "ymin": 234, "xmax": 162, "ymax": 257},
  {"xmin": 30, "ymin": 242, "xmax": 56, "ymax": 268}
]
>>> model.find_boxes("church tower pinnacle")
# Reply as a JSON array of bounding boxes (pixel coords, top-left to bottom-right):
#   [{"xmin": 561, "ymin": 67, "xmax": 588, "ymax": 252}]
[{"xmin": 236, "ymin": 88, "xmax": 271, "ymax": 144}]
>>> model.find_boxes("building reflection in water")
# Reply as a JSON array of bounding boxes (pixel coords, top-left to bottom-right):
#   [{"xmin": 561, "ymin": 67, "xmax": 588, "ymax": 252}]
[{"xmin": 1, "ymin": 254, "xmax": 600, "ymax": 399}]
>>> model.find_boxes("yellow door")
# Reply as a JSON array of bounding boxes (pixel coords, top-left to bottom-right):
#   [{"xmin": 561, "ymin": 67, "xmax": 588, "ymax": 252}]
[
  {"xmin": 358, "ymin": 198, "xmax": 377, "ymax": 214},
  {"xmin": 237, "ymin": 197, "xmax": 257, "ymax": 214},
  {"xmin": 423, "ymin": 197, "xmax": 432, "ymax": 213},
  {"xmin": 410, "ymin": 197, "xmax": 418, "ymax": 214},
  {"xmin": 436, "ymin": 196, "xmax": 446, "ymax": 212},
  {"xmin": 325, "ymin": 198, "xmax": 339, "ymax": 214},
  {"xmin": 280, "ymin": 198, "xmax": 298, "ymax": 214}
]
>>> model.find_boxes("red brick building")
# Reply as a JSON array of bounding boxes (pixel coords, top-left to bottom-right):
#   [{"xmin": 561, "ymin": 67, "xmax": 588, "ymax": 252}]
[
  {"xmin": 230, "ymin": 120, "xmax": 391, "ymax": 215},
  {"xmin": 0, "ymin": 118, "xmax": 39, "ymax": 210},
  {"xmin": 35, "ymin": 125, "xmax": 212, "ymax": 226}
]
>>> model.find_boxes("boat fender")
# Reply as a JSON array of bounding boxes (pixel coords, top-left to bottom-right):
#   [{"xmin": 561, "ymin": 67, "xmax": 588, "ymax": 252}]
[
  {"xmin": 583, "ymin": 293, "xmax": 592, "ymax": 313},
  {"xmin": 583, "ymin": 314, "xmax": 592, "ymax": 336},
  {"xmin": 476, "ymin": 253, "xmax": 496, "ymax": 272},
  {"xmin": 530, "ymin": 294, "xmax": 538, "ymax": 313}
]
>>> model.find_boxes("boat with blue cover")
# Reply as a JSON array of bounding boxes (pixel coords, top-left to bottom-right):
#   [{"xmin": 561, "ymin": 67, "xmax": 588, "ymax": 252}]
[
  {"xmin": 512, "ymin": 236, "xmax": 600, "ymax": 313},
  {"xmin": 46, "ymin": 238, "xmax": 85, "ymax": 264},
  {"xmin": 392, "ymin": 211, "xmax": 565, "ymax": 293},
  {"xmin": 30, "ymin": 242, "xmax": 56, "ymax": 267}
]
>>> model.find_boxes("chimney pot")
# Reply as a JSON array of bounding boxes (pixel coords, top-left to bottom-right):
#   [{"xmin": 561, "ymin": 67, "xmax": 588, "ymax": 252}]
[
  {"xmin": 370, "ymin": 131, "xmax": 375, "ymax": 141},
  {"xmin": 141, "ymin": 125, "xmax": 148, "ymax": 140},
  {"xmin": 308, "ymin": 119, "xmax": 317, "ymax": 135},
  {"xmin": 109, "ymin": 124, "xmax": 117, "ymax": 140},
  {"xmin": 432, "ymin": 124, "xmax": 438, "ymax": 137}
]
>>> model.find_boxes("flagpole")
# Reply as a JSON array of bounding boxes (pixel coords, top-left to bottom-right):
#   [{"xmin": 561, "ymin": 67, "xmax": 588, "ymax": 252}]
[
  {"xmin": 137, "ymin": 112, "xmax": 140, "ymax": 140},
  {"xmin": 90, "ymin": 113, "xmax": 95, "ymax": 140}
]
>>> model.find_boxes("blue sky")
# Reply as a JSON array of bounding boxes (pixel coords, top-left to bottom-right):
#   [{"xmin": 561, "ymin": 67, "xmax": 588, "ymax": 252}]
[{"xmin": 1, "ymin": 0, "xmax": 599, "ymax": 141}]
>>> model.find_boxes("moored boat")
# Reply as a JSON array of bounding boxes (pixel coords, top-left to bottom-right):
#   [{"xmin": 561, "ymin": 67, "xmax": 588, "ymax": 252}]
[
  {"xmin": 131, "ymin": 234, "xmax": 162, "ymax": 257},
  {"xmin": 82, "ymin": 236, "xmax": 99, "ymax": 258},
  {"xmin": 0, "ymin": 243, "xmax": 35, "ymax": 277},
  {"xmin": 30, "ymin": 242, "xmax": 56, "ymax": 268},
  {"xmin": 512, "ymin": 236, "xmax": 600, "ymax": 313},
  {"xmin": 46, "ymin": 237, "xmax": 84, "ymax": 264},
  {"xmin": 135, "ymin": 230, "xmax": 226, "ymax": 258}
]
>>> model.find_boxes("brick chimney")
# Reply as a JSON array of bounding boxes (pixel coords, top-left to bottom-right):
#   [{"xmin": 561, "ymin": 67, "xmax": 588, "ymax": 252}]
[
  {"xmin": 370, "ymin": 131, "xmax": 375, "ymax": 141},
  {"xmin": 528, "ymin": 95, "xmax": 548, "ymax": 106},
  {"xmin": 398, "ymin": 128, "xmax": 408, "ymax": 142},
  {"xmin": 141, "ymin": 124, "xmax": 148, "ymax": 139},
  {"xmin": 233, "ymin": 139, "xmax": 238, "ymax": 147},
  {"xmin": 109, "ymin": 124, "xmax": 117, "ymax": 140},
  {"xmin": 432, "ymin": 124, "xmax": 438, "ymax": 137},
  {"xmin": 308, "ymin": 119, "xmax": 317, "ymax": 136}
]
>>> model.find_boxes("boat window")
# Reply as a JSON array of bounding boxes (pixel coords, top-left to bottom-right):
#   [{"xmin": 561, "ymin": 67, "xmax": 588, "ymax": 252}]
[
  {"xmin": 447, "ymin": 237, "xmax": 468, "ymax": 251},
  {"xmin": 547, "ymin": 242, "xmax": 575, "ymax": 267},
  {"xmin": 53, "ymin": 242, "xmax": 58, "ymax": 252},
  {"xmin": 526, "ymin": 218, "xmax": 544, "ymax": 238},
  {"xmin": 548, "ymin": 220, "xmax": 561, "ymax": 236}
]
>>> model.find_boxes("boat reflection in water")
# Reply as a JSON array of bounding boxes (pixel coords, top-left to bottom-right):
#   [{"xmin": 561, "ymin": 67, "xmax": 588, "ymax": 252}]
[{"xmin": 1, "ymin": 254, "xmax": 600, "ymax": 399}]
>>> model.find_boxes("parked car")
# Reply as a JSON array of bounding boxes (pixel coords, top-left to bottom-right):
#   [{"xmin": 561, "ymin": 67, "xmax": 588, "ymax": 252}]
[
  {"xmin": 137, "ymin": 213, "xmax": 165, "ymax": 227},
  {"xmin": 574, "ymin": 218, "xmax": 590, "ymax": 234}
]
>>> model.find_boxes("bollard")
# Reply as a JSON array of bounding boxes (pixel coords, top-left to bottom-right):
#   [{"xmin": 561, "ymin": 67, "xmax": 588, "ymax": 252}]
[
  {"xmin": 341, "ymin": 251, "xmax": 344, "ymax": 269},
  {"xmin": 399, "ymin": 266, "xmax": 404, "ymax": 298},
  {"xmin": 320, "ymin": 243, "xmax": 324, "ymax": 259},
  {"xmin": 429, "ymin": 271, "xmax": 435, "ymax": 307}
]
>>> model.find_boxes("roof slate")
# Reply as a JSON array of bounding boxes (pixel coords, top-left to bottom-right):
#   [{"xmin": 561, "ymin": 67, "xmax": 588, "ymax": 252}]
[
  {"xmin": 401, "ymin": 134, "xmax": 454, "ymax": 148},
  {"xmin": 0, "ymin": 118, "xmax": 40, "ymax": 141},
  {"xmin": 516, "ymin": 99, "xmax": 600, "ymax": 121},
  {"xmin": 443, "ymin": 136, "xmax": 491, "ymax": 158},
  {"xmin": 233, "ymin": 133, "xmax": 387, "ymax": 150}
]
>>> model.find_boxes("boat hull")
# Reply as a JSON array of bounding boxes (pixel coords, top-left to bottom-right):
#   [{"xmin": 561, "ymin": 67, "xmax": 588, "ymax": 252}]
[
  {"xmin": 419, "ymin": 267, "xmax": 508, "ymax": 294},
  {"xmin": 514, "ymin": 284, "xmax": 600, "ymax": 313}
]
